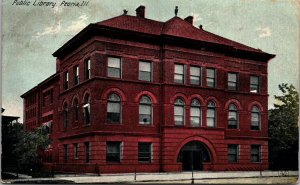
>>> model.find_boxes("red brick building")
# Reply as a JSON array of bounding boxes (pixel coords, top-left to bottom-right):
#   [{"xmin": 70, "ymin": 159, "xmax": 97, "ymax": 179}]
[{"xmin": 21, "ymin": 6, "xmax": 275, "ymax": 173}]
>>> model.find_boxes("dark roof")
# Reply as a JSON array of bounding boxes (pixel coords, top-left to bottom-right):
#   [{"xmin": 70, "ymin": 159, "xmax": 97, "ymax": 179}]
[
  {"xmin": 2, "ymin": 115, "xmax": 20, "ymax": 123},
  {"xmin": 53, "ymin": 14, "xmax": 275, "ymax": 59},
  {"xmin": 98, "ymin": 15, "xmax": 164, "ymax": 36},
  {"xmin": 98, "ymin": 15, "xmax": 264, "ymax": 54}
]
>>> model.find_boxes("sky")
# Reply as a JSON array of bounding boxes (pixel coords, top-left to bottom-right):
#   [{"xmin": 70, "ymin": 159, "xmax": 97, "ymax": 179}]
[{"xmin": 2, "ymin": 0, "xmax": 299, "ymax": 121}]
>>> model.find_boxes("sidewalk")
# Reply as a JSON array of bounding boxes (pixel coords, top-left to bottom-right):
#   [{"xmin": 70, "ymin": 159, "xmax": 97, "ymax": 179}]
[{"xmin": 5, "ymin": 171, "xmax": 299, "ymax": 184}]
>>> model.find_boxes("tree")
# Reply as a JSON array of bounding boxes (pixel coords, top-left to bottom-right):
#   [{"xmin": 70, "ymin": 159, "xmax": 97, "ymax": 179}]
[
  {"xmin": 269, "ymin": 83, "xmax": 299, "ymax": 170},
  {"xmin": 13, "ymin": 126, "xmax": 51, "ymax": 172},
  {"xmin": 2, "ymin": 120, "xmax": 23, "ymax": 172}
]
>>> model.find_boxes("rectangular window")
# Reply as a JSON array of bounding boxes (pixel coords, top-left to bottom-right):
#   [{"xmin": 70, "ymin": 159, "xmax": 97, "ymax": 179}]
[
  {"xmin": 228, "ymin": 73, "xmax": 238, "ymax": 90},
  {"xmin": 139, "ymin": 61, "xmax": 152, "ymax": 81},
  {"xmin": 74, "ymin": 143, "xmax": 79, "ymax": 159},
  {"xmin": 228, "ymin": 144, "xmax": 239, "ymax": 163},
  {"xmin": 64, "ymin": 144, "xmax": 68, "ymax": 163},
  {"xmin": 85, "ymin": 59, "xmax": 91, "ymax": 80},
  {"xmin": 190, "ymin": 66, "xmax": 201, "ymax": 85},
  {"xmin": 251, "ymin": 145, "xmax": 261, "ymax": 162},
  {"xmin": 108, "ymin": 57, "xmax": 121, "ymax": 78},
  {"xmin": 174, "ymin": 64, "xmax": 185, "ymax": 84},
  {"xmin": 74, "ymin": 66, "xmax": 79, "ymax": 85},
  {"xmin": 64, "ymin": 71, "xmax": 69, "ymax": 90},
  {"xmin": 250, "ymin": 76, "xmax": 260, "ymax": 93},
  {"xmin": 106, "ymin": 142, "xmax": 122, "ymax": 163},
  {"xmin": 85, "ymin": 142, "xmax": 90, "ymax": 163},
  {"xmin": 138, "ymin": 143, "xmax": 152, "ymax": 163},
  {"xmin": 206, "ymin": 68, "xmax": 216, "ymax": 88}
]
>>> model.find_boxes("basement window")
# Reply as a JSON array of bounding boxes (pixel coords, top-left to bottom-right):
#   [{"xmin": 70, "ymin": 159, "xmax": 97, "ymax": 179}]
[
  {"xmin": 228, "ymin": 144, "xmax": 239, "ymax": 163},
  {"xmin": 251, "ymin": 145, "xmax": 261, "ymax": 162},
  {"xmin": 138, "ymin": 143, "xmax": 152, "ymax": 163}
]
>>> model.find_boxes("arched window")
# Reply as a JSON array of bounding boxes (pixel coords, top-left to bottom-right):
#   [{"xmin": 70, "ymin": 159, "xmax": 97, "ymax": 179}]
[
  {"xmin": 73, "ymin": 99, "xmax": 79, "ymax": 122},
  {"xmin": 228, "ymin": 104, "xmax": 238, "ymax": 129},
  {"xmin": 207, "ymin": 101, "xmax": 216, "ymax": 127},
  {"xmin": 63, "ymin": 103, "xmax": 68, "ymax": 128},
  {"xmin": 83, "ymin": 95, "xmax": 90, "ymax": 125},
  {"xmin": 251, "ymin": 106, "xmax": 260, "ymax": 130},
  {"xmin": 139, "ymin": 96, "xmax": 152, "ymax": 124},
  {"xmin": 107, "ymin": 94, "xmax": 121, "ymax": 123},
  {"xmin": 174, "ymin": 98, "xmax": 185, "ymax": 126},
  {"xmin": 190, "ymin": 99, "xmax": 201, "ymax": 127}
]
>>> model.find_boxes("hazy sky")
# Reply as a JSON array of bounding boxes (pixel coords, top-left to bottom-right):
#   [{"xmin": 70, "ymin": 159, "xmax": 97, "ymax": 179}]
[{"xmin": 2, "ymin": 0, "xmax": 299, "ymax": 121}]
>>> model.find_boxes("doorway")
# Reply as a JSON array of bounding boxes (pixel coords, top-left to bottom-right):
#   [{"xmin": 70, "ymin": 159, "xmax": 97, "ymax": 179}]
[{"xmin": 177, "ymin": 141, "xmax": 211, "ymax": 171}]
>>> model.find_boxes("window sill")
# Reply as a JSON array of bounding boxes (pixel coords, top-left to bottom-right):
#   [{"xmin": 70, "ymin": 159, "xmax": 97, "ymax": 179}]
[
  {"xmin": 206, "ymin": 86, "xmax": 216, "ymax": 88},
  {"xmin": 138, "ymin": 123, "xmax": 153, "ymax": 127},
  {"xmin": 190, "ymin": 125, "xmax": 202, "ymax": 128},
  {"xmin": 206, "ymin": 126, "xmax": 217, "ymax": 129},
  {"xmin": 249, "ymin": 92, "xmax": 260, "ymax": 94},
  {"xmin": 106, "ymin": 162, "xmax": 121, "ymax": 164},
  {"xmin": 204, "ymin": 127, "xmax": 224, "ymax": 131},
  {"xmin": 138, "ymin": 79, "xmax": 152, "ymax": 83},
  {"xmin": 107, "ymin": 76, "xmax": 122, "ymax": 79},
  {"xmin": 174, "ymin": 125, "xmax": 185, "ymax": 127},
  {"xmin": 105, "ymin": 122, "xmax": 122, "ymax": 125},
  {"xmin": 189, "ymin": 83, "xmax": 202, "ymax": 86},
  {"xmin": 250, "ymin": 129, "xmax": 261, "ymax": 132},
  {"xmin": 138, "ymin": 161, "xmax": 152, "ymax": 164},
  {"xmin": 226, "ymin": 128, "xmax": 240, "ymax": 131},
  {"xmin": 82, "ymin": 124, "xmax": 91, "ymax": 127},
  {"xmin": 226, "ymin": 89, "xmax": 238, "ymax": 91}
]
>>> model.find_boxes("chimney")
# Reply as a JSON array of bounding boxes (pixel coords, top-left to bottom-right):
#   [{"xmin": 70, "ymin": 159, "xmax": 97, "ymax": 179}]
[
  {"xmin": 136, "ymin": 5, "xmax": 145, "ymax": 18},
  {"xmin": 184, "ymin": 16, "xmax": 193, "ymax": 25}
]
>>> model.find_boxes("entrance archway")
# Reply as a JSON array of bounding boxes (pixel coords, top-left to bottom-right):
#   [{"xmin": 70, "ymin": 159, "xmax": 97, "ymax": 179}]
[{"xmin": 177, "ymin": 141, "xmax": 211, "ymax": 171}]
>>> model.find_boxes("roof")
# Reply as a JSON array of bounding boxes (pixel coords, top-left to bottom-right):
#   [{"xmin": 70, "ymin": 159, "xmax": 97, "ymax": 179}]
[
  {"xmin": 53, "ymin": 14, "xmax": 275, "ymax": 59},
  {"xmin": 97, "ymin": 15, "xmax": 264, "ymax": 54},
  {"xmin": 98, "ymin": 15, "xmax": 164, "ymax": 36},
  {"xmin": 2, "ymin": 115, "xmax": 20, "ymax": 123}
]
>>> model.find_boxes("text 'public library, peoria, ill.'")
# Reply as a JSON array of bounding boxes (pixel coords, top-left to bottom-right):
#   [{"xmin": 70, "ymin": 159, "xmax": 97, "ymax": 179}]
[{"xmin": 21, "ymin": 5, "xmax": 275, "ymax": 173}]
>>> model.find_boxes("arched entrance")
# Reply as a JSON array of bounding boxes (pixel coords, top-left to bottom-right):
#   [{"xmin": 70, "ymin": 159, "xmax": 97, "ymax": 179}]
[{"xmin": 177, "ymin": 141, "xmax": 211, "ymax": 171}]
